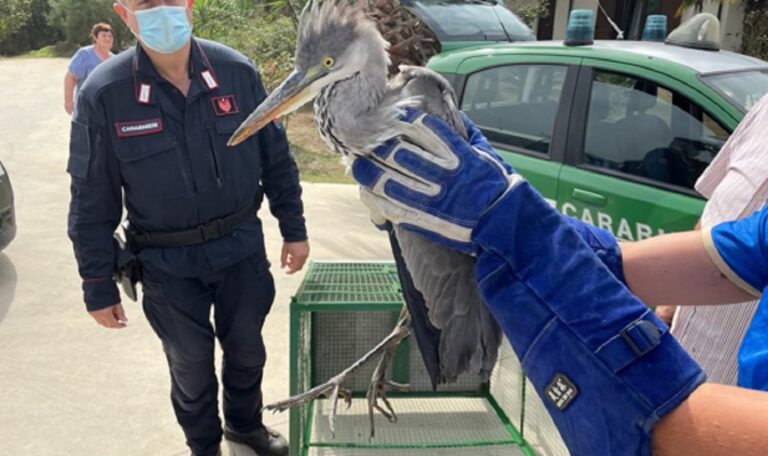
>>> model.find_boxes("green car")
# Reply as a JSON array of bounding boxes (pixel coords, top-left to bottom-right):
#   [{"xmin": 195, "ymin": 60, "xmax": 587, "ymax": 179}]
[
  {"xmin": 401, "ymin": 0, "xmax": 535, "ymax": 51},
  {"xmin": 428, "ymin": 37, "xmax": 768, "ymax": 240}
]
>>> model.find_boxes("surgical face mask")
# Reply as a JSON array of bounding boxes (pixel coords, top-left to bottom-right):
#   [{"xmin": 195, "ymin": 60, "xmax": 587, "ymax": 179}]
[{"xmin": 121, "ymin": 2, "xmax": 192, "ymax": 54}]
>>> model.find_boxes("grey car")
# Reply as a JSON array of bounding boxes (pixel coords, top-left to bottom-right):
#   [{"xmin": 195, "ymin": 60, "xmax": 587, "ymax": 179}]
[{"xmin": 0, "ymin": 161, "xmax": 15, "ymax": 251}]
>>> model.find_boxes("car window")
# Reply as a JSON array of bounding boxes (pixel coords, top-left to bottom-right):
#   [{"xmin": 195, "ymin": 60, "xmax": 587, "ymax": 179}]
[
  {"xmin": 703, "ymin": 69, "xmax": 768, "ymax": 112},
  {"xmin": 583, "ymin": 70, "xmax": 728, "ymax": 190},
  {"xmin": 461, "ymin": 64, "xmax": 568, "ymax": 155}
]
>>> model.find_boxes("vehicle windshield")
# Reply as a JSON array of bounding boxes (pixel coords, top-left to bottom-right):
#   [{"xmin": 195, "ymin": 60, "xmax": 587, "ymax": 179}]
[
  {"xmin": 702, "ymin": 69, "xmax": 768, "ymax": 112},
  {"xmin": 403, "ymin": 0, "xmax": 535, "ymax": 42}
]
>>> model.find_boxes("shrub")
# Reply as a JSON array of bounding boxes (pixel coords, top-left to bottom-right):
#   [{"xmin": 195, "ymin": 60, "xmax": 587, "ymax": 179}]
[
  {"xmin": 505, "ymin": 0, "xmax": 550, "ymax": 29},
  {"xmin": 48, "ymin": 0, "xmax": 131, "ymax": 51},
  {"xmin": 193, "ymin": 2, "xmax": 298, "ymax": 91},
  {"xmin": 742, "ymin": 1, "xmax": 768, "ymax": 61},
  {"xmin": 0, "ymin": 0, "xmax": 61, "ymax": 56}
]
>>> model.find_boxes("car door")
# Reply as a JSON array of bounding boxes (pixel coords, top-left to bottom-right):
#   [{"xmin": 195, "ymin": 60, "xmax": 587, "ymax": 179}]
[
  {"xmin": 556, "ymin": 63, "xmax": 734, "ymax": 240},
  {"xmin": 456, "ymin": 55, "xmax": 582, "ymax": 203}
]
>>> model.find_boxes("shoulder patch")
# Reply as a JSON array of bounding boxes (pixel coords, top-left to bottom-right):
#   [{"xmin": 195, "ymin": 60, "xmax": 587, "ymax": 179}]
[{"xmin": 115, "ymin": 118, "xmax": 163, "ymax": 138}]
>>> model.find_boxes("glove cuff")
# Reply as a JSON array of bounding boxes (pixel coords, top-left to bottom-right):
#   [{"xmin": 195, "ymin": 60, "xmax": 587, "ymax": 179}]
[{"xmin": 473, "ymin": 183, "xmax": 705, "ymax": 456}]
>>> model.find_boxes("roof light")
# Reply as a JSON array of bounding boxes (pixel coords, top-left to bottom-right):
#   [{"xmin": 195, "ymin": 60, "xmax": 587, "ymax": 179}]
[
  {"xmin": 642, "ymin": 15, "xmax": 668, "ymax": 42},
  {"xmin": 565, "ymin": 9, "xmax": 594, "ymax": 47},
  {"xmin": 665, "ymin": 13, "xmax": 720, "ymax": 51}
]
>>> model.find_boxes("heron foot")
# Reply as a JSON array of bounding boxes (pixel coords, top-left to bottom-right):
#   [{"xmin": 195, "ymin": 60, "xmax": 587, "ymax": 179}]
[
  {"xmin": 366, "ymin": 317, "xmax": 412, "ymax": 439},
  {"xmin": 263, "ymin": 375, "xmax": 353, "ymax": 437},
  {"xmin": 264, "ymin": 308, "xmax": 413, "ymax": 439}
]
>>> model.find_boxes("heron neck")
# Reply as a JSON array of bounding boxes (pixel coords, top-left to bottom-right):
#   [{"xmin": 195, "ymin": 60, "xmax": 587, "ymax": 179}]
[
  {"xmin": 314, "ymin": 52, "xmax": 390, "ymax": 156},
  {"xmin": 332, "ymin": 65, "xmax": 388, "ymax": 115}
]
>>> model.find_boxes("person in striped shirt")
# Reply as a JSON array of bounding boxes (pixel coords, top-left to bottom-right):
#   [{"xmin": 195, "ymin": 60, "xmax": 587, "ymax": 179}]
[
  {"xmin": 622, "ymin": 209, "xmax": 768, "ymax": 455},
  {"xmin": 656, "ymin": 93, "xmax": 768, "ymax": 388}
]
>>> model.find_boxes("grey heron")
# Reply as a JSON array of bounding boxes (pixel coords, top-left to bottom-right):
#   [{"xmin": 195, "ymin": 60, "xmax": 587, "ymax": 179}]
[{"xmin": 229, "ymin": 0, "xmax": 502, "ymax": 438}]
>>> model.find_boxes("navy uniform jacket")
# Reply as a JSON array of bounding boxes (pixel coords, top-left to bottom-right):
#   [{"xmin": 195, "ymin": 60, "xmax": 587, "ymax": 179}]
[{"xmin": 68, "ymin": 38, "xmax": 306, "ymax": 311}]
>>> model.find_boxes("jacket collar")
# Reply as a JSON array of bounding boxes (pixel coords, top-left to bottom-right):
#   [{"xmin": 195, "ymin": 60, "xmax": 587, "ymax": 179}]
[{"xmin": 132, "ymin": 37, "xmax": 219, "ymax": 106}]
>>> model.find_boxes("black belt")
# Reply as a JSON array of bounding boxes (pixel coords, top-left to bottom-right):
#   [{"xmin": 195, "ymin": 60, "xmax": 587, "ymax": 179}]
[{"xmin": 128, "ymin": 204, "xmax": 256, "ymax": 249}]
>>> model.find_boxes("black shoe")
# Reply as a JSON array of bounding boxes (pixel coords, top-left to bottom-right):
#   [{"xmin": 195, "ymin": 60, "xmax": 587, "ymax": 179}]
[{"xmin": 224, "ymin": 425, "xmax": 288, "ymax": 456}]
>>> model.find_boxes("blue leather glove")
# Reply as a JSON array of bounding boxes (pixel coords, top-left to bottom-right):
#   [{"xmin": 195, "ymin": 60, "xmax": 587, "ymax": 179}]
[
  {"xmin": 353, "ymin": 110, "xmax": 704, "ymax": 456},
  {"xmin": 353, "ymin": 109, "xmax": 518, "ymax": 254},
  {"xmin": 362, "ymin": 111, "xmax": 511, "ymax": 234}
]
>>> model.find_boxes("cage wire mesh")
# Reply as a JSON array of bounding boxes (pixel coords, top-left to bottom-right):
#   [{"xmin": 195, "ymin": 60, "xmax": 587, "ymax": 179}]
[
  {"xmin": 314, "ymin": 311, "xmax": 400, "ymax": 391},
  {"xmin": 521, "ymin": 377, "xmax": 570, "ymax": 456},
  {"xmin": 290, "ymin": 261, "xmax": 568, "ymax": 456},
  {"xmin": 490, "ymin": 339, "xmax": 525, "ymax": 431}
]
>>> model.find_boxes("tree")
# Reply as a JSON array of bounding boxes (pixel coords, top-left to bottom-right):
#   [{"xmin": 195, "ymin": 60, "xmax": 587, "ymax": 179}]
[
  {"xmin": 48, "ymin": 0, "xmax": 131, "ymax": 50},
  {"xmin": 0, "ymin": 0, "xmax": 61, "ymax": 56},
  {"xmin": 742, "ymin": 0, "xmax": 768, "ymax": 60},
  {"xmin": 506, "ymin": 0, "xmax": 550, "ymax": 29}
]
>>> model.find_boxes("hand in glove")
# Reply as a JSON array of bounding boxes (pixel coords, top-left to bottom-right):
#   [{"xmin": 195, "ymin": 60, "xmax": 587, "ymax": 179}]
[{"xmin": 353, "ymin": 109, "xmax": 704, "ymax": 456}]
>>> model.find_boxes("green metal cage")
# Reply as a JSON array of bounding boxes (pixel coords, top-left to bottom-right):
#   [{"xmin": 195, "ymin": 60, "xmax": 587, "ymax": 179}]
[{"xmin": 289, "ymin": 261, "xmax": 569, "ymax": 456}]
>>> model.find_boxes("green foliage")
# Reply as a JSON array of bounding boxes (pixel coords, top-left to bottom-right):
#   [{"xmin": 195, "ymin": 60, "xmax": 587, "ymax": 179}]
[
  {"xmin": 0, "ymin": 0, "xmax": 61, "ymax": 56},
  {"xmin": 19, "ymin": 41, "xmax": 77, "ymax": 57},
  {"xmin": 743, "ymin": 1, "xmax": 768, "ymax": 61},
  {"xmin": 194, "ymin": 2, "xmax": 298, "ymax": 90},
  {"xmin": 48, "ymin": 0, "xmax": 131, "ymax": 50},
  {"xmin": 505, "ymin": 0, "xmax": 550, "ymax": 28},
  {"xmin": 193, "ymin": 0, "xmax": 252, "ymax": 39}
]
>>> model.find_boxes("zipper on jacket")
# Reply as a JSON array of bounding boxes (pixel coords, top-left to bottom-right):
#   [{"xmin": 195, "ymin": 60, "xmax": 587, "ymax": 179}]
[{"xmin": 207, "ymin": 131, "xmax": 223, "ymax": 188}]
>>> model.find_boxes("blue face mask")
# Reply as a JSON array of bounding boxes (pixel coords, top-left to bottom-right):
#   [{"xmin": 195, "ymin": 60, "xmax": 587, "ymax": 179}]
[{"xmin": 124, "ymin": 3, "xmax": 192, "ymax": 54}]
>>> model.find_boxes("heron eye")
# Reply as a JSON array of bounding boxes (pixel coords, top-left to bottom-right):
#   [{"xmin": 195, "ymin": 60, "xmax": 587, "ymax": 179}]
[{"xmin": 322, "ymin": 56, "xmax": 335, "ymax": 68}]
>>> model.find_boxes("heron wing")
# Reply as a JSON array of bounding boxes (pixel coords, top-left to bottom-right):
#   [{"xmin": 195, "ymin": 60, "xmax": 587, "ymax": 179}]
[
  {"xmin": 394, "ymin": 226, "xmax": 502, "ymax": 383},
  {"xmin": 389, "ymin": 65, "xmax": 468, "ymax": 139}
]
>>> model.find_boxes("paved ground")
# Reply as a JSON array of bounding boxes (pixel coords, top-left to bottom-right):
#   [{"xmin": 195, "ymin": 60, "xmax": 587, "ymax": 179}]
[{"xmin": 0, "ymin": 58, "xmax": 391, "ymax": 456}]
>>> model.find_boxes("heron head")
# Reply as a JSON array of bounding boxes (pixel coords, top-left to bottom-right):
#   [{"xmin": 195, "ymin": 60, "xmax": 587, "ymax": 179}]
[{"xmin": 228, "ymin": 0, "xmax": 389, "ymax": 146}]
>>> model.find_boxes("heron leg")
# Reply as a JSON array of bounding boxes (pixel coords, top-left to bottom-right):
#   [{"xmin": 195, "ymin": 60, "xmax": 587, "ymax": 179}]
[
  {"xmin": 263, "ymin": 306, "xmax": 412, "ymax": 438},
  {"xmin": 366, "ymin": 306, "xmax": 412, "ymax": 439}
]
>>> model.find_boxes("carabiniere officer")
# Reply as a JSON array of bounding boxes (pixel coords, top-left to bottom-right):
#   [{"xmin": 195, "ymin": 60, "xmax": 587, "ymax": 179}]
[{"xmin": 67, "ymin": 1, "xmax": 308, "ymax": 455}]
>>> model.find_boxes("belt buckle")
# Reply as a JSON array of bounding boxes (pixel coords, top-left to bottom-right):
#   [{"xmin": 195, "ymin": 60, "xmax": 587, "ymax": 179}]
[{"xmin": 200, "ymin": 218, "xmax": 226, "ymax": 242}]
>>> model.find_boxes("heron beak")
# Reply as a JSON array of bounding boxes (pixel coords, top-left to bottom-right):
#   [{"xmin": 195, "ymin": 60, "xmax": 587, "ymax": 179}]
[{"xmin": 228, "ymin": 69, "xmax": 324, "ymax": 147}]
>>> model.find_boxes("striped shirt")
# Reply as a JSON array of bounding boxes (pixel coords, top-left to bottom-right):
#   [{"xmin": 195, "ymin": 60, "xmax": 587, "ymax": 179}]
[{"xmin": 671, "ymin": 93, "xmax": 768, "ymax": 385}]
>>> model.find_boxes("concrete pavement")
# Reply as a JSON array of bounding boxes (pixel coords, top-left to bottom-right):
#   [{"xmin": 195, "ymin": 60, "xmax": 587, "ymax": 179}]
[{"xmin": 0, "ymin": 58, "xmax": 392, "ymax": 456}]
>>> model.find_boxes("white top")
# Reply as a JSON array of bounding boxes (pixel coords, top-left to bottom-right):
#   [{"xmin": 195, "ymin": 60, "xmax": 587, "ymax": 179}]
[{"xmin": 671, "ymin": 93, "xmax": 768, "ymax": 385}]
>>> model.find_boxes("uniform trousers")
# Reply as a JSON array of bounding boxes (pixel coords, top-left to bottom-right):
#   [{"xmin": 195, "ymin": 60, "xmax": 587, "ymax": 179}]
[{"xmin": 141, "ymin": 252, "xmax": 275, "ymax": 456}]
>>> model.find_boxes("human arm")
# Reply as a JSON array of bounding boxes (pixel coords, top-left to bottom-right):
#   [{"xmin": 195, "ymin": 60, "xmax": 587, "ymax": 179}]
[
  {"xmin": 653, "ymin": 383, "xmax": 768, "ymax": 456},
  {"xmin": 67, "ymin": 90, "xmax": 125, "ymax": 327},
  {"xmin": 649, "ymin": 217, "xmax": 702, "ymax": 324},
  {"xmin": 250, "ymin": 66, "xmax": 309, "ymax": 273},
  {"xmin": 64, "ymin": 72, "xmax": 78, "ymax": 115},
  {"xmin": 621, "ymin": 230, "xmax": 757, "ymax": 307},
  {"xmin": 65, "ymin": 49, "xmax": 88, "ymax": 115}
]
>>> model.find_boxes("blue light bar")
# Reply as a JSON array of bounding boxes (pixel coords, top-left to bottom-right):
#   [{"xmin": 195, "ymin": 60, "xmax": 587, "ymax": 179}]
[
  {"xmin": 642, "ymin": 15, "xmax": 668, "ymax": 41},
  {"xmin": 565, "ymin": 9, "xmax": 595, "ymax": 47}
]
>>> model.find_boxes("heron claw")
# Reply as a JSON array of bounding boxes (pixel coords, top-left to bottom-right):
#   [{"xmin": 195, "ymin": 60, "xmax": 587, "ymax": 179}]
[
  {"xmin": 366, "ymin": 314, "xmax": 413, "ymax": 439},
  {"xmin": 263, "ymin": 374, "xmax": 353, "ymax": 437},
  {"xmin": 262, "ymin": 307, "xmax": 413, "ymax": 440}
]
